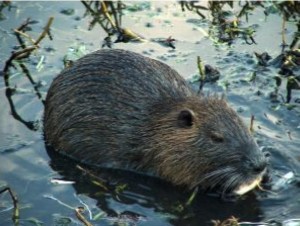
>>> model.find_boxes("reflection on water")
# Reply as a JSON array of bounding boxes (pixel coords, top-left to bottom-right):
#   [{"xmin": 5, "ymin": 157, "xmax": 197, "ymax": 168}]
[
  {"xmin": 0, "ymin": 1, "xmax": 300, "ymax": 225},
  {"xmin": 46, "ymin": 146, "xmax": 263, "ymax": 225}
]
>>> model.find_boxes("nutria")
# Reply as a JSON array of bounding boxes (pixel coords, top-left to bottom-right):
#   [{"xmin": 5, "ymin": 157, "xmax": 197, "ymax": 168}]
[{"xmin": 44, "ymin": 49, "xmax": 268, "ymax": 195}]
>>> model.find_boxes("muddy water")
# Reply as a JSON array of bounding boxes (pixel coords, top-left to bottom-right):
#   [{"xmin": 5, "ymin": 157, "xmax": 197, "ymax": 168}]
[{"xmin": 0, "ymin": 1, "xmax": 300, "ymax": 226}]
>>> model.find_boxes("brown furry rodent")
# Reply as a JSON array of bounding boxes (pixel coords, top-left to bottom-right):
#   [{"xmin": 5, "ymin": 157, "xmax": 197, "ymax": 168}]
[{"xmin": 44, "ymin": 49, "xmax": 268, "ymax": 195}]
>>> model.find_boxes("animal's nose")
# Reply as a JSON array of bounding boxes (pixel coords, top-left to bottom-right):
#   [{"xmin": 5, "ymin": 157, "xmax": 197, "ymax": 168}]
[
  {"xmin": 248, "ymin": 145, "xmax": 270, "ymax": 174},
  {"xmin": 250, "ymin": 157, "xmax": 268, "ymax": 174},
  {"xmin": 252, "ymin": 162, "xmax": 267, "ymax": 173}
]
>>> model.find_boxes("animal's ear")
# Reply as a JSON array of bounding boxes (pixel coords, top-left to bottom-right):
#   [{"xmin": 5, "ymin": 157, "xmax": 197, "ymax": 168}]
[{"xmin": 177, "ymin": 109, "xmax": 195, "ymax": 128}]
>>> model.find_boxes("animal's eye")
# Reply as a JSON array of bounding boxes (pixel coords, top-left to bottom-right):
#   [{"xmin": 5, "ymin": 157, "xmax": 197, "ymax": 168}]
[{"xmin": 210, "ymin": 133, "xmax": 224, "ymax": 143}]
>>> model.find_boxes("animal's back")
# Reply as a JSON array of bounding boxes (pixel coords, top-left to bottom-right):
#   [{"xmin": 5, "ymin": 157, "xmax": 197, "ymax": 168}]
[{"xmin": 44, "ymin": 49, "xmax": 194, "ymax": 166}]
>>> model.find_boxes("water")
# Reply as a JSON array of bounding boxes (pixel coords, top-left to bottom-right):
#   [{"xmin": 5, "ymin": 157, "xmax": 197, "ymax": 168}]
[{"xmin": 0, "ymin": 1, "xmax": 300, "ymax": 225}]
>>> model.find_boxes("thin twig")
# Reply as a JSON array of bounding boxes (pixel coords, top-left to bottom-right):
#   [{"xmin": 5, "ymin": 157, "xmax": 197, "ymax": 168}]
[
  {"xmin": 19, "ymin": 63, "xmax": 44, "ymax": 102},
  {"xmin": 3, "ymin": 46, "xmax": 37, "ymax": 82},
  {"xmin": 3, "ymin": 46, "xmax": 38, "ymax": 85},
  {"xmin": 81, "ymin": 0, "xmax": 111, "ymax": 33},
  {"xmin": 197, "ymin": 56, "xmax": 206, "ymax": 93},
  {"xmin": 107, "ymin": 2, "xmax": 119, "ymax": 28},
  {"xmin": 250, "ymin": 115, "xmax": 255, "ymax": 133},
  {"xmin": 76, "ymin": 165, "xmax": 109, "ymax": 191},
  {"xmin": 14, "ymin": 29, "xmax": 36, "ymax": 45},
  {"xmin": 15, "ymin": 18, "xmax": 35, "ymax": 49},
  {"xmin": 281, "ymin": 15, "xmax": 287, "ymax": 52},
  {"xmin": 185, "ymin": 186, "xmax": 198, "ymax": 206},
  {"xmin": 34, "ymin": 17, "xmax": 54, "ymax": 45},
  {"xmin": 0, "ymin": 187, "xmax": 19, "ymax": 222},
  {"xmin": 5, "ymin": 88, "xmax": 37, "ymax": 131},
  {"xmin": 16, "ymin": 18, "xmax": 32, "ymax": 31},
  {"xmin": 100, "ymin": 1, "xmax": 116, "ymax": 29},
  {"xmin": 75, "ymin": 207, "xmax": 93, "ymax": 226}
]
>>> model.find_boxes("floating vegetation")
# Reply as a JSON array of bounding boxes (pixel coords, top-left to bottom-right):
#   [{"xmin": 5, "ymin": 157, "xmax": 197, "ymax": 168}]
[
  {"xmin": 0, "ymin": 186, "xmax": 19, "ymax": 224},
  {"xmin": 197, "ymin": 55, "xmax": 206, "ymax": 92},
  {"xmin": 1, "ymin": 17, "xmax": 53, "ymax": 131},
  {"xmin": 44, "ymin": 194, "xmax": 95, "ymax": 226},
  {"xmin": 3, "ymin": 17, "xmax": 53, "ymax": 92},
  {"xmin": 190, "ymin": 55, "xmax": 220, "ymax": 92},
  {"xmin": 0, "ymin": 1, "xmax": 13, "ymax": 21},
  {"xmin": 254, "ymin": 52, "xmax": 272, "ymax": 67},
  {"xmin": 81, "ymin": 0, "xmax": 145, "ymax": 47},
  {"xmin": 81, "ymin": 1, "xmax": 181, "ymax": 49},
  {"xmin": 60, "ymin": 8, "xmax": 75, "ymax": 16},
  {"xmin": 180, "ymin": 1, "xmax": 208, "ymax": 19},
  {"xmin": 114, "ymin": 183, "xmax": 127, "ymax": 195},
  {"xmin": 185, "ymin": 186, "xmax": 198, "ymax": 207},
  {"xmin": 212, "ymin": 216, "xmax": 239, "ymax": 226},
  {"xmin": 172, "ymin": 187, "xmax": 198, "ymax": 214},
  {"xmin": 106, "ymin": 211, "xmax": 147, "ymax": 226},
  {"xmin": 253, "ymin": 49, "xmax": 300, "ymax": 103},
  {"xmin": 75, "ymin": 207, "xmax": 93, "ymax": 226},
  {"xmin": 63, "ymin": 44, "xmax": 88, "ymax": 68},
  {"xmin": 212, "ymin": 217, "xmax": 300, "ymax": 226},
  {"xmin": 76, "ymin": 165, "xmax": 109, "ymax": 192},
  {"xmin": 286, "ymin": 75, "xmax": 300, "ymax": 103},
  {"xmin": 151, "ymin": 36, "xmax": 176, "ymax": 49},
  {"xmin": 180, "ymin": 1, "xmax": 300, "ymax": 47}
]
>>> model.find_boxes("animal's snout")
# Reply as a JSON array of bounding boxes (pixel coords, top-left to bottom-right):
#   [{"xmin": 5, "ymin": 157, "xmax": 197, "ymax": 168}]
[
  {"xmin": 248, "ymin": 151, "xmax": 269, "ymax": 175},
  {"xmin": 246, "ymin": 144, "xmax": 270, "ymax": 175},
  {"xmin": 251, "ymin": 160, "xmax": 268, "ymax": 174},
  {"xmin": 242, "ymin": 147, "xmax": 269, "ymax": 175}
]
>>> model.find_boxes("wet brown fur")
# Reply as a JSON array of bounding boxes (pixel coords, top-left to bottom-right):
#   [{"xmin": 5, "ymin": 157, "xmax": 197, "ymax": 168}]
[{"xmin": 44, "ymin": 49, "xmax": 267, "ymax": 192}]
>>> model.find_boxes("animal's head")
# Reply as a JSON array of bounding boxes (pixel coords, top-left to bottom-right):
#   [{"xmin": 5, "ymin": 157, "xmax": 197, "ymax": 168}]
[{"xmin": 145, "ymin": 95, "xmax": 268, "ymax": 195}]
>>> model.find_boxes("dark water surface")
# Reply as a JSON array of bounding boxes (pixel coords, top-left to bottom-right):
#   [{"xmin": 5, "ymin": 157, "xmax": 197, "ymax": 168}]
[{"xmin": 0, "ymin": 1, "xmax": 300, "ymax": 226}]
